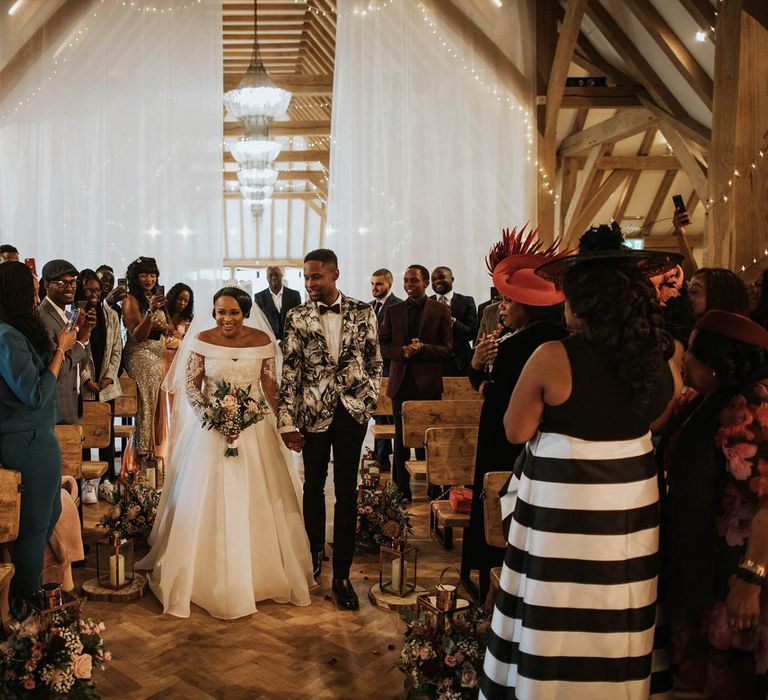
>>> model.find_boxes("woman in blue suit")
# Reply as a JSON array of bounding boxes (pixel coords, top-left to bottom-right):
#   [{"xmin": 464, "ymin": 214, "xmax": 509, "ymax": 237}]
[{"xmin": 0, "ymin": 262, "xmax": 76, "ymax": 601}]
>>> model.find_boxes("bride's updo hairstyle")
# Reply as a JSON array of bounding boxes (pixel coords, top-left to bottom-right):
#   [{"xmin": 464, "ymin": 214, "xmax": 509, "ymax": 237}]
[
  {"xmin": 562, "ymin": 224, "xmax": 669, "ymax": 414},
  {"xmin": 212, "ymin": 287, "xmax": 252, "ymax": 319}
]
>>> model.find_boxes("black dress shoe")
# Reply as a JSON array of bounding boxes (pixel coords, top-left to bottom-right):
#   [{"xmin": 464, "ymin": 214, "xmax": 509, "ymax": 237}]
[
  {"xmin": 311, "ymin": 551, "xmax": 323, "ymax": 579},
  {"xmin": 331, "ymin": 578, "xmax": 359, "ymax": 611}
]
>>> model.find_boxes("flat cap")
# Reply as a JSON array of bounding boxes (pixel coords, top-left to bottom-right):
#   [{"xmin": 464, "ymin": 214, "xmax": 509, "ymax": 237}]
[{"xmin": 41, "ymin": 259, "xmax": 78, "ymax": 281}]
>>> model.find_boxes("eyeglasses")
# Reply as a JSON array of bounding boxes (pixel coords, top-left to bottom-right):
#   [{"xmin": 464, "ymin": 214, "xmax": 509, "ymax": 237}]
[{"xmin": 51, "ymin": 279, "xmax": 77, "ymax": 289}]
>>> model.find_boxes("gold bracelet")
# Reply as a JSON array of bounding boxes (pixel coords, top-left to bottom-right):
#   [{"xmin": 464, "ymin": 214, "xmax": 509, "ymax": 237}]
[
  {"xmin": 53, "ymin": 347, "xmax": 64, "ymax": 359},
  {"xmin": 738, "ymin": 557, "xmax": 768, "ymax": 580}
]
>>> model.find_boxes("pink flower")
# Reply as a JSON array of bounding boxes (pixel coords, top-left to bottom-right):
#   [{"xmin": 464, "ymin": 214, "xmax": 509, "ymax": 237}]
[
  {"xmin": 460, "ymin": 663, "xmax": 478, "ymax": 688},
  {"xmin": 221, "ymin": 394, "xmax": 237, "ymax": 412},
  {"xmin": 30, "ymin": 642, "xmax": 43, "ymax": 661},
  {"xmin": 72, "ymin": 653, "xmax": 93, "ymax": 679},
  {"xmin": 444, "ymin": 654, "xmax": 458, "ymax": 667},
  {"xmin": 23, "ymin": 677, "xmax": 35, "ymax": 690},
  {"xmin": 752, "ymin": 402, "xmax": 768, "ymax": 430},
  {"xmin": 722, "ymin": 442, "xmax": 757, "ymax": 480},
  {"xmin": 24, "ymin": 659, "xmax": 36, "ymax": 672}
]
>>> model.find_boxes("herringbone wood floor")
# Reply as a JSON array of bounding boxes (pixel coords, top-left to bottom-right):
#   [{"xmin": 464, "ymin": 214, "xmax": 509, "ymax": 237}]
[{"xmin": 76, "ymin": 480, "xmax": 456, "ymax": 700}]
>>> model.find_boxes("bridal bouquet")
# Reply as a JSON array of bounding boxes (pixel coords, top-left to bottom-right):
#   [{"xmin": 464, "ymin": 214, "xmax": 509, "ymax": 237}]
[{"xmin": 199, "ymin": 379, "xmax": 269, "ymax": 457}]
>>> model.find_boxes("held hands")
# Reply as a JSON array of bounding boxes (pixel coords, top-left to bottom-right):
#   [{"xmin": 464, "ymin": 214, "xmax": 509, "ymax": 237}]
[
  {"xmin": 98, "ymin": 378, "xmax": 114, "ymax": 391},
  {"xmin": 85, "ymin": 380, "xmax": 101, "ymax": 394},
  {"xmin": 105, "ymin": 286, "xmax": 127, "ymax": 306},
  {"xmin": 471, "ymin": 332, "xmax": 499, "ymax": 369},
  {"xmin": 727, "ymin": 577, "xmax": 761, "ymax": 631},
  {"xmin": 150, "ymin": 294, "xmax": 167, "ymax": 312},
  {"xmin": 281, "ymin": 430, "xmax": 305, "ymax": 453},
  {"xmin": 402, "ymin": 338, "xmax": 423, "ymax": 359}
]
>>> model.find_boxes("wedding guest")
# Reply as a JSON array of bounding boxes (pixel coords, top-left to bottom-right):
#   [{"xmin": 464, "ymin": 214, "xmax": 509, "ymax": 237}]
[
  {"xmin": 462, "ymin": 228, "xmax": 567, "ymax": 601},
  {"xmin": 75, "ymin": 269, "xmax": 123, "ymax": 488},
  {"xmin": 370, "ymin": 268, "xmax": 401, "ymax": 469},
  {"xmin": 0, "ymin": 262, "xmax": 77, "ymax": 600},
  {"xmin": 279, "ymin": 249, "xmax": 382, "ymax": 611},
  {"xmin": 0, "ymin": 244, "xmax": 19, "ymax": 263},
  {"xmin": 38, "ymin": 259, "xmax": 96, "ymax": 425},
  {"xmin": 254, "ymin": 266, "xmax": 301, "ymax": 341},
  {"xmin": 96, "ymin": 264, "xmax": 126, "ymax": 316},
  {"xmin": 380, "ymin": 265, "xmax": 452, "ymax": 502},
  {"xmin": 430, "ymin": 266, "xmax": 477, "ymax": 376},
  {"xmin": 476, "ymin": 299, "xmax": 502, "ymax": 343},
  {"xmin": 155, "ymin": 282, "xmax": 194, "ymax": 459},
  {"xmin": 481, "ymin": 225, "xmax": 683, "ymax": 699},
  {"xmin": 661, "ymin": 311, "xmax": 768, "ymax": 699},
  {"xmin": 476, "ymin": 286, "xmax": 501, "ymax": 329},
  {"xmin": 122, "ymin": 257, "xmax": 168, "ymax": 460},
  {"xmin": 688, "ymin": 267, "xmax": 750, "ymax": 319}
]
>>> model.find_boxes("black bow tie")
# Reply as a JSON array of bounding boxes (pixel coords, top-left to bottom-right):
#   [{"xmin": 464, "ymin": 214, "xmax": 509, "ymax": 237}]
[{"xmin": 319, "ymin": 304, "xmax": 341, "ymax": 315}]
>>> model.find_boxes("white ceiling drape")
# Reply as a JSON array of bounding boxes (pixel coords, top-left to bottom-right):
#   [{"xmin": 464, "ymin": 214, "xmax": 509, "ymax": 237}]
[{"xmin": 328, "ymin": 0, "xmax": 536, "ymax": 304}]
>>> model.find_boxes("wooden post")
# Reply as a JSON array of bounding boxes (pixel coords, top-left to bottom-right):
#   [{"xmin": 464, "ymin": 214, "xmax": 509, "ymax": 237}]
[{"xmin": 710, "ymin": 0, "xmax": 768, "ymax": 269}]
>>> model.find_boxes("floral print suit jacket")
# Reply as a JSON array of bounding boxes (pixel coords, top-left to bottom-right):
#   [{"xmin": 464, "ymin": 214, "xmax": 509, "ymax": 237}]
[{"xmin": 278, "ymin": 295, "xmax": 383, "ymax": 433}]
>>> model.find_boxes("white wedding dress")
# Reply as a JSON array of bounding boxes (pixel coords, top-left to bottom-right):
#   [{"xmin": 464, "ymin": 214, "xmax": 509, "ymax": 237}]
[{"xmin": 136, "ymin": 338, "xmax": 314, "ymax": 619}]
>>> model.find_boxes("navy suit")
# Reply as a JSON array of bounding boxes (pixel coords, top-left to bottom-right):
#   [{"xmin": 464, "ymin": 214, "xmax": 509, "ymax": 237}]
[
  {"xmin": 370, "ymin": 293, "xmax": 402, "ymax": 467},
  {"xmin": 431, "ymin": 292, "xmax": 478, "ymax": 376},
  {"xmin": 254, "ymin": 286, "xmax": 302, "ymax": 341}
]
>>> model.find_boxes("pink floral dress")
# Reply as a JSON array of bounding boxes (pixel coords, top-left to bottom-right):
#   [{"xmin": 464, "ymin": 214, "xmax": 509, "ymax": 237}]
[{"xmin": 670, "ymin": 382, "xmax": 768, "ymax": 699}]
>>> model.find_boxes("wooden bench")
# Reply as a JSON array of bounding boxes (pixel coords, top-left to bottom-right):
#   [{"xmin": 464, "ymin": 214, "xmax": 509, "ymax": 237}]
[
  {"xmin": 425, "ymin": 427, "xmax": 478, "ymax": 550},
  {"xmin": 113, "ymin": 376, "xmax": 138, "ymax": 445},
  {"xmin": 401, "ymin": 399, "xmax": 483, "ymax": 481},
  {"xmin": 483, "ymin": 471, "xmax": 513, "ymax": 608},
  {"xmin": 80, "ymin": 401, "xmax": 111, "ymax": 482},
  {"xmin": 55, "ymin": 424, "xmax": 84, "ymax": 480},
  {"xmin": 0, "ymin": 468, "xmax": 21, "ymax": 625},
  {"xmin": 371, "ymin": 378, "xmax": 396, "ymax": 440}
]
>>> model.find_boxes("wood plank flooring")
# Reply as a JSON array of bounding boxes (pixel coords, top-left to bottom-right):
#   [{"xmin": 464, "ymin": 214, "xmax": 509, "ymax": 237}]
[{"xmin": 75, "ymin": 485, "xmax": 456, "ymax": 700}]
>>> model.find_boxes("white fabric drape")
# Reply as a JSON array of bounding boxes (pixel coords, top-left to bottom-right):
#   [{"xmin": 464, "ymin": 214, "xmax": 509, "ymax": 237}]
[
  {"xmin": 0, "ymin": 0, "xmax": 222, "ymax": 291},
  {"xmin": 328, "ymin": 0, "xmax": 536, "ymax": 303}
]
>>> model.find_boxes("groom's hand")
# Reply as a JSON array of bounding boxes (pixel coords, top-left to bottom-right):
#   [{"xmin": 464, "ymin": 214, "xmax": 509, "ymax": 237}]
[{"xmin": 281, "ymin": 431, "xmax": 305, "ymax": 452}]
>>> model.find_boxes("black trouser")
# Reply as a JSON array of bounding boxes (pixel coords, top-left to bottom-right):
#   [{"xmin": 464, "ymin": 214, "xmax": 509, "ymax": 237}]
[
  {"xmin": 392, "ymin": 378, "xmax": 441, "ymax": 501},
  {"xmin": 302, "ymin": 401, "xmax": 368, "ymax": 579}
]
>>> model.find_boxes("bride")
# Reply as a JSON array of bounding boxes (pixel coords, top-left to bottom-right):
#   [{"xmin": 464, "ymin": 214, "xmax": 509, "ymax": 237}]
[{"xmin": 136, "ymin": 286, "xmax": 314, "ymax": 619}]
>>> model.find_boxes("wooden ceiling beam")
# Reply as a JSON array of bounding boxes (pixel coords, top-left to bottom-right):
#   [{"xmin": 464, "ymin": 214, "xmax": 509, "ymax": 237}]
[
  {"xmin": 623, "ymin": 0, "xmax": 713, "ymax": 110},
  {"xmin": 558, "ymin": 109, "xmax": 657, "ymax": 156},
  {"xmin": 658, "ymin": 120, "xmax": 709, "ymax": 203},
  {"xmin": 564, "ymin": 144, "xmax": 604, "ymax": 238},
  {"xmin": 567, "ymin": 155, "xmax": 681, "ymax": 169},
  {"xmin": 637, "ymin": 95, "xmax": 711, "ymax": 151},
  {"xmin": 224, "ymin": 120, "xmax": 331, "ymax": 137},
  {"xmin": 613, "ymin": 127, "xmax": 657, "ymax": 221},
  {"xmin": 643, "ymin": 169, "xmax": 679, "ymax": 234},
  {"xmin": 544, "ymin": 0, "xmax": 588, "ymax": 139},
  {"xmin": 586, "ymin": 0, "xmax": 687, "ymax": 119},
  {"xmin": 567, "ymin": 169, "xmax": 631, "ymax": 243},
  {"xmin": 677, "ymin": 0, "xmax": 717, "ymax": 35}
]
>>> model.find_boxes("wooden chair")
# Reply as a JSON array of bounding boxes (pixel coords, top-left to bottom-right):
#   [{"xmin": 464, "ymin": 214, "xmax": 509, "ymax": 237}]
[
  {"xmin": 442, "ymin": 376, "xmax": 479, "ymax": 401},
  {"xmin": 401, "ymin": 399, "xmax": 483, "ymax": 481},
  {"xmin": 80, "ymin": 401, "xmax": 111, "ymax": 482},
  {"xmin": 425, "ymin": 427, "xmax": 478, "ymax": 550},
  {"xmin": 483, "ymin": 471, "xmax": 513, "ymax": 608},
  {"xmin": 0, "ymin": 468, "xmax": 21, "ymax": 625},
  {"xmin": 55, "ymin": 425, "xmax": 83, "ymax": 480},
  {"xmin": 370, "ymin": 377, "xmax": 395, "ymax": 440},
  {"xmin": 113, "ymin": 376, "xmax": 138, "ymax": 447}
]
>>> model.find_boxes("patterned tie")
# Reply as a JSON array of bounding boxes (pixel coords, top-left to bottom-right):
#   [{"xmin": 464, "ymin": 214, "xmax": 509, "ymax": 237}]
[
  {"xmin": 319, "ymin": 304, "xmax": 341, "ymax": 315},
  {"xmin": 373, "ymin": 301, "xmax": 382, "ymax": 316},
  {"xmin": 439, "ymin": 295, "xmax": 447, "ymax": 304}
]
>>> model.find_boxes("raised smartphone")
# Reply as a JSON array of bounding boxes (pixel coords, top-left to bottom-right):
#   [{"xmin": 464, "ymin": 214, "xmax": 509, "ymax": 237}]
[{"xmin": 672, "ymin": 194, "xmax": 689, "ymax": 225}]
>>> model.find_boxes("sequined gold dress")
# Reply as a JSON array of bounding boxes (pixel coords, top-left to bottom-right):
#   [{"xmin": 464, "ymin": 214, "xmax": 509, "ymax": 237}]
[
  {"xmin": 136, "ymin": 339, "xmax": 313, "ymax": 619},
  {"xmin": 123, "ymin": 309, "xmax": 165, "ymax": 454}
]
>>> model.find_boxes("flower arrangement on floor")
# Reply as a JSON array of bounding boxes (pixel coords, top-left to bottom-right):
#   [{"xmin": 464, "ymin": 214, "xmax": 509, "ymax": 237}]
[
  {"xmin": 356, "ymin": 481, "xmax": 413, "ymax": 552},
  {"xmin": 198, "ymin": 379, "xmax": 269, "ymax": 457},
  {"xmin": 98, "ymin": 478, "xmax": 160, "ymax": 541},
  {"xmin": 396, "ymin": 606, "xmax": 490, "ymax": 700},
  {"xmin": 0, "ymin": 612, "xmax": 111, "ymax": 699}
]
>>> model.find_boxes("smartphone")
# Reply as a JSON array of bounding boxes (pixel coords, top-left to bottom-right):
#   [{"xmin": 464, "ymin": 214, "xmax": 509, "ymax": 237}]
[
  {"xmin": 117, "ymin": 277, "xmax": 127, "ymax": 288},
  {"xmin": 672, "ymin": 194, "xmax": 689, "ymax": 225},
  {"xmin": 155, "ymin": 284, "xmax": 165, "ymax": 297},
  {"xmin": 66, "ymin": 308, "xmax": 81, "ymax": 333},
  {"xmin": 24, "ymin": 258, "xmax": 37, "ymax": 276}
]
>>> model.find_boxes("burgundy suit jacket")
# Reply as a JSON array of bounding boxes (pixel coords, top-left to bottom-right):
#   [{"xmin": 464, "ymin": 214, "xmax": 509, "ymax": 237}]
[{"xmin": 379, "ymin": 298, "xmax": 453, "ymax": 398}]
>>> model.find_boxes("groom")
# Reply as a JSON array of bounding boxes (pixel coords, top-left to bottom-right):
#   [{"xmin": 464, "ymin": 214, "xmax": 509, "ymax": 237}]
[{"xmin": 278, "ymin": 249, "xmax": 382, "ymax": 611}]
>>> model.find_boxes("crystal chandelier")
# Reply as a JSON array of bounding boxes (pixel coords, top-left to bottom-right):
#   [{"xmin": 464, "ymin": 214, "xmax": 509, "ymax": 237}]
[
  {"xmin": 223, "ymin": 1, "xmax": 292, "ymax": 126},
  {"xmin": 240, "ymin": 185, "xmax": 274, "ymax": 201},
  {"xmin": 229, "ymin": 138, "xmax": 281, "ymax": 169},
  {"xmin": 236, "ymin": 167, "xmax": 278, "ymax": 188}
]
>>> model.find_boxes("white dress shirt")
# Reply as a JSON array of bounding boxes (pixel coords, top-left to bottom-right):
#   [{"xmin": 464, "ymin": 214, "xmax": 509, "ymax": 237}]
[
  {"xmin": 372, "ymin": 292, "xmax": 392, "ymax": 316},
  {"xmin": 317, "ymin": 293, "xmax": 343, "ymax": 362},
  {"xmin": 437, "ymin": 289, "xmax": 454, "ymax": 305},
  {"xmin": 270, "ymin": 287, "xmax": 283, "ymax": 313}
]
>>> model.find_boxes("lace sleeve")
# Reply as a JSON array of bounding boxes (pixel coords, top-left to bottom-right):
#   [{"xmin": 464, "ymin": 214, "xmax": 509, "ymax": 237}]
[
  {"xmin": 185, "ymin": 351, "xmax": 206, "ymax": 418},
  {"xmin": 260, "ymin": 357, "xmax": 279, "ymax": 416}
]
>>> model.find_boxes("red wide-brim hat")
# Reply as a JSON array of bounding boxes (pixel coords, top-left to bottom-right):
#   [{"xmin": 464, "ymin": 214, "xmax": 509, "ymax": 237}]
[
  {"xmin": 696, "ymin": 310, "xmax": 768, "ymax": 348},
  {"xmin": 493, "ymin": 262, "xmax": 565, "ymax": 307}
]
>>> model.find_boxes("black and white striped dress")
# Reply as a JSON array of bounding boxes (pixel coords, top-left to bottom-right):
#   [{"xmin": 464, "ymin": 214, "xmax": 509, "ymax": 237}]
[{"xmin": 481, "ymin": 334, "xmax": 673, "ymax": 700}]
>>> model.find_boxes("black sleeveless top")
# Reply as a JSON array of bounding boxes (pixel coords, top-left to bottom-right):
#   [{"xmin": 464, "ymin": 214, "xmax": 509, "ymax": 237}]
[{"xmin": 542, "ymin": 333, "xmax": 673, "ymax": 441}]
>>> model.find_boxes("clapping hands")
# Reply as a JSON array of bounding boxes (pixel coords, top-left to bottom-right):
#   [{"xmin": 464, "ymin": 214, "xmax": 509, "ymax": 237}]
[{"xmin": 402, "ymin": 338, "xmax": 423, "ymax": 359}]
